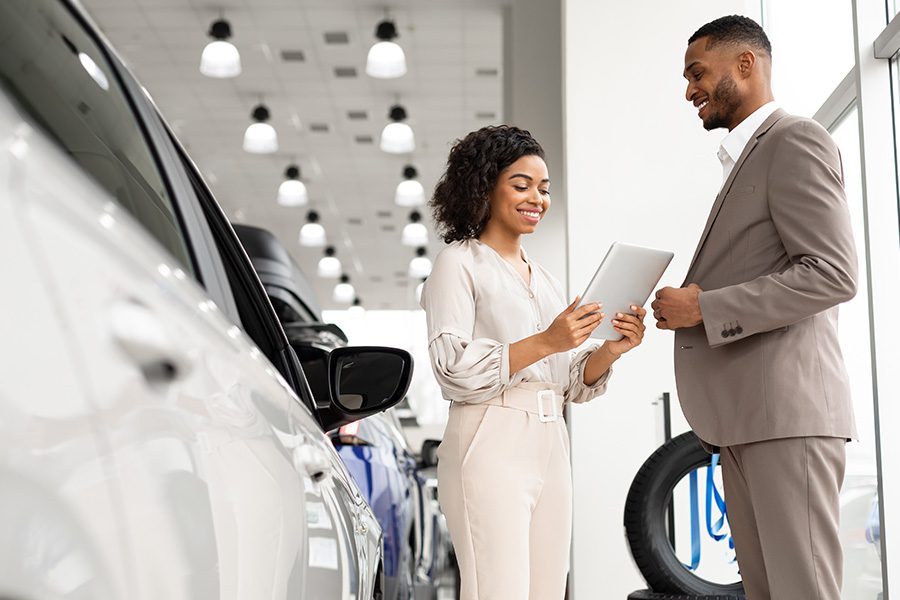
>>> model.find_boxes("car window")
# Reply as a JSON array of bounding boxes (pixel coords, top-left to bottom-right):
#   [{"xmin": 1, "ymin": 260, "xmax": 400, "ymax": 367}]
[
  {"xmin": 171, "ymin": 145, "xmax": 320, "ymax": 416},
  {"xmin": 0, "ymin": 0, "xmax": 194, "ymax": 275}
]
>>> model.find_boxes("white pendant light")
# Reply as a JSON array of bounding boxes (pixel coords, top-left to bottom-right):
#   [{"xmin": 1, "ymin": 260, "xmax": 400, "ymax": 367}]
[
  {"xmin": 317, "ymin": 246, "xmax": 342, "ymax": 278},
  {"xmin": 277, "ymin": 164, "xmax": 308, "ymax": 206},
  {"xmin": 243, "ymin": 104, "xmax": 278, "ymax": 154},
  {"xmin": 408, "ymin": 247, "xmax": 432, "ymax": 278},
  {"xmin": 299, "ymin": 210, "xmax": 326, "ymax": 247},
  {"xmin": 333, "ymin": 275, "xmax": 355, "ymax": 304},
  {"xmin": 366, "ymin": 20, "xmax": 407, "ymax": 79},
  {"xmin": 395, "ymin": 165, "xmax": 425, "ymax": 206},
  {"xmin": 348, "ymin": 298, "xmax": 366, "ymax": 316},
  {"xmin": 200, "ymin": 19, "xmax": 241, "ymax": 78},
  {"xmin": 402, "ymin": 211, "xmax": 429, "ymax": 246},
  {"xmin": 380, "ymin": 105, "xmax": 415, "ymax": 154}
]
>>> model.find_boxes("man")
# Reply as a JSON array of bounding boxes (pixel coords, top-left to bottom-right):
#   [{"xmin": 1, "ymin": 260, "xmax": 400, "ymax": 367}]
[{"xmin": 651, "ymin": 15, "xmax": 858, "ymax": 600}]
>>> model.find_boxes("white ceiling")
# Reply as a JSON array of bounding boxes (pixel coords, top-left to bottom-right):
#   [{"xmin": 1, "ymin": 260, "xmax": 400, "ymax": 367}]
[{"xmin": 80, "ymin": 0, "xmax": 505, "ymax": 310}]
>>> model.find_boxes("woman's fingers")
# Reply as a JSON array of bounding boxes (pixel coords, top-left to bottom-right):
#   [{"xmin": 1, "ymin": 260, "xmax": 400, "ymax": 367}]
[
  {"xmin": 571, "ymin": 302, "xmax": 602, "ymax": 321},
  {"xmin": 575, "ymin": 313, "xmax": 604, "ymax": 336}
]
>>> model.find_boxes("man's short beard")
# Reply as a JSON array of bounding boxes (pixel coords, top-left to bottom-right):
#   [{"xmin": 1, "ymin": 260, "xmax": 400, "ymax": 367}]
[{"xmin": 703, "ymin": 74, "xmax": 742, "ymax": 131}]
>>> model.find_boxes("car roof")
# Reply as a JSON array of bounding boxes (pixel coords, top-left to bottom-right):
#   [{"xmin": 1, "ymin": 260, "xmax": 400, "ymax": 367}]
[{"xmin": 233, "ymin": 223, "xmax": 323, "ymax": 320}]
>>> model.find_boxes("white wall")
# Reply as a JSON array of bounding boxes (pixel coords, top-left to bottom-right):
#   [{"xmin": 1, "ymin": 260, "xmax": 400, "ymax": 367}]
[{"xmin": 563, "ymin": 2, "xmax": 760, "ymax": 596}]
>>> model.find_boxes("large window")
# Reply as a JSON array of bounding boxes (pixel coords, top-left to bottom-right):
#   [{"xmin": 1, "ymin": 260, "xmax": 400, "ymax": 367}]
[
  {"xmin": 763, "ymin": 0, "xmax": 855, "ymax": 117},
  {"xmin": 0, "ymin": 0, "xmax": 194, "ymax": 275},
  {"xmin": 830, "ymin": 108, "xmax": 884, "ymax": 600}
]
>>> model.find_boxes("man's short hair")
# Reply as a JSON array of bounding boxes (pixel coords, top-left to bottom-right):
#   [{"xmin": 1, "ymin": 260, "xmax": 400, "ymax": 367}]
[{"xmin": 689, "ymin": 15, "xmax": 772, "ymax": 58}]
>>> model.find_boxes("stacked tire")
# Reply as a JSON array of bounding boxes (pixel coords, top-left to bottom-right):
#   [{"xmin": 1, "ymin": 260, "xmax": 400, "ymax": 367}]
[{"xmin": 624, "ymin": 432, "xmax": 745, "ymax": 600}]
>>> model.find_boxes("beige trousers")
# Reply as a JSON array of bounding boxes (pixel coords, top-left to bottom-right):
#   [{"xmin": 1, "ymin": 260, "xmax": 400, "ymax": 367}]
[
  {"xmin": 720, "ymin": 436, "xmax": 846, "ymax": 600},
  {"xmin": 437, "ymin": 383, "xmax": 572, "ymax": 600}
]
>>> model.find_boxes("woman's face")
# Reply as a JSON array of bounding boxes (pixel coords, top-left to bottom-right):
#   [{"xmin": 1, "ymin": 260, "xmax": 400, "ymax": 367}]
[{"xmin": 486, "ymin": 154, "xmax": 550, "ymax": 236}]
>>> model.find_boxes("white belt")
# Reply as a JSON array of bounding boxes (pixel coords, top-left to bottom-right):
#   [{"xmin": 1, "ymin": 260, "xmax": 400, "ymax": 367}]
[{"xmin": 481, "ymin": 384, "xmax": 565, "ymax": 423}]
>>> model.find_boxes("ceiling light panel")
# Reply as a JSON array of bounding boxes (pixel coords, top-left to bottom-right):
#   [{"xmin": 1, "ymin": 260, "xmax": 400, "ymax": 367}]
[
  {"xmin": 83, "ymin": 0, "xmax": 504, "ymax": 309},
  {"xmin": 324, "ymin": 31, "xmax": 349, "ymax": 44}
]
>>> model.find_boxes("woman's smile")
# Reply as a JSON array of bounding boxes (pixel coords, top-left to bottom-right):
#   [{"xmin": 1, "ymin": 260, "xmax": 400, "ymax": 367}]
[{"xmin": 518, "ymin": 207, "xmax": 542, "ymax": 225}]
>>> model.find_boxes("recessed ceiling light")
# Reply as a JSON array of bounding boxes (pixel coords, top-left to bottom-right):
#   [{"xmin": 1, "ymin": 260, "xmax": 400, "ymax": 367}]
[
  {"xmin": 309, "ymin": 123, "xmax": 330, "ymax": 133},
  {"xmin": 280, "ymin": 49, "xmax": 306, "ymax": 62},
  {"xmin": 355, "ymin": 135, "xmax": 374, "ymax": 144},
  {"xmin": 376, "ymin": 210, "xmax": 393, "ymax": 218},
  {"xmin": 347, "ymin": 110, "xmax": 368, "ymax": 120},
  {"xmin": 334, "ymin": 66, "xmax": 357, "ymax": 78},
  {"xmin": 324, "ymin": 31, "xmax": 350, "ymax": 44}
]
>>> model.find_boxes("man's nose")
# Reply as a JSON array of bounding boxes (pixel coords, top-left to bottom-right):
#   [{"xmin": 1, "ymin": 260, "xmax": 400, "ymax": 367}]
[{"xmin": 685, "ymin": 83, "xmax": 695, "ymax": 103}]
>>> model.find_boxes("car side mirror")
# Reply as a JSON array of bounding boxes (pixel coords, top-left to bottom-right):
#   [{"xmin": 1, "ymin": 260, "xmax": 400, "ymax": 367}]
[
  {"xmin": 420, "ymin": 439, "xmax": 441, "ymax": 468},
  {"xmin": 328, "ymin": 346, "xmax": 413, "ymax": 417}
]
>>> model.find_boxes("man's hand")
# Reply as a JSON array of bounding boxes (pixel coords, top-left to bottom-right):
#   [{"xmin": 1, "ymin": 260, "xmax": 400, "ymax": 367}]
[{"xmin": 651, "ymin": 284, "xmax": 704, "ymax": 330}]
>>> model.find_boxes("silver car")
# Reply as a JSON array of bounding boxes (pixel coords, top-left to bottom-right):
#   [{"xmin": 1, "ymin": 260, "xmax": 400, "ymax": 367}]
[{"xmin": 0, "ymin": 0, "xmax": 412, "ymax": 597}]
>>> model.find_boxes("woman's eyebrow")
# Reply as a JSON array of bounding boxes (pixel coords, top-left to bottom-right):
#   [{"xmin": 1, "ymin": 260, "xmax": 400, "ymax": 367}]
[{"xmin": 508, "ymin": 173, "xmax": 550, "ymax": 184}]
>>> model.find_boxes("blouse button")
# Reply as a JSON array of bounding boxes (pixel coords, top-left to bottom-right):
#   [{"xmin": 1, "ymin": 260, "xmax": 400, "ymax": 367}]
[{"xmin": 528, "ymin": 291, "xmax": 535, "ymax": 299}]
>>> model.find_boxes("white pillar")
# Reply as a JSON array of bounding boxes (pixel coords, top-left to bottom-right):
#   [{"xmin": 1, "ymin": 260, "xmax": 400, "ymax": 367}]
[{"xmin": 851, "ymin": 1, "xmax": 900, "ymax": 592}]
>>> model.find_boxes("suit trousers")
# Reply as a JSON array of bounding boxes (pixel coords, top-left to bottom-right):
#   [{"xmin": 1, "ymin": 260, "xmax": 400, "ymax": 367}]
[
  {"xmin": 720, "ymin": 436, "xmax": 846, "ymax": 600},
  {"xmin": 437, "ymin": 385, "xmax": 571, "ymax": 600}
]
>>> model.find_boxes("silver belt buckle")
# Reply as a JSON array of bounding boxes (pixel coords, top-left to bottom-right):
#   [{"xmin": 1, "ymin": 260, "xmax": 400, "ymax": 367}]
[{"xmin": 537, "ymin": 390, "xmax": 558, "ymax": 423}]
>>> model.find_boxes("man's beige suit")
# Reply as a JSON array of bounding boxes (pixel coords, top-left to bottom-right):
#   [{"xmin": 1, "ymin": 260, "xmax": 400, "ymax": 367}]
[{"xmin": 675, "ymin": 109, "xmax": 858, "ymax": 599}]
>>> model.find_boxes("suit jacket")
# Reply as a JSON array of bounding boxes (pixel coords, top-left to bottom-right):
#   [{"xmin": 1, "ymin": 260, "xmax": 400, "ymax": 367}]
[{"xmin": 674, "ymin": 109, "xmax": 859, "ymax": 448}]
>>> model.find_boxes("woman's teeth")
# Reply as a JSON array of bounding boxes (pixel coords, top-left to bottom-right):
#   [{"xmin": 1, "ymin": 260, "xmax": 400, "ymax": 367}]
[{"xmin": 519, "ymin": 210, "xmax": 541, "ymax": 219}]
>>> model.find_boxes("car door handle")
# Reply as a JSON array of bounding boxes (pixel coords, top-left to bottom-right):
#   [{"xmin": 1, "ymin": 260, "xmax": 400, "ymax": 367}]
[
  {"xmin": 294, "ymin": 446, "xmax": 332, "ymax": 483},
  {"xmin": 110, "ymin": 299, "xmax": 191, "ymax": 383}
]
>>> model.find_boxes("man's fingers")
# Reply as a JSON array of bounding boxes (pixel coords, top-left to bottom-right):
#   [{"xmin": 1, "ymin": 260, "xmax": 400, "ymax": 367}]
[{"xmin": 656, "ymin": 320, "xmax": 671, "ymax": 330}]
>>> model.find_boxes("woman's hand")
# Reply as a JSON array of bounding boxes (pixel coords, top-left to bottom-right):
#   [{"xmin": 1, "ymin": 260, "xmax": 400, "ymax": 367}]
[
  {"xmin": 603, "ymin": 305, "xmax": 647, "ymax": 356},
  {"xmin": 541, "ymin": 296, "xmax": 604, "ymax": 354}
]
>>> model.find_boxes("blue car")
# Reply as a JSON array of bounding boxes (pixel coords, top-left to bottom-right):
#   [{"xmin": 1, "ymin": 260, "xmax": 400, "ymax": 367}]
[{"xmin": 332, "ymin": 413, "xmax": 421, "ymax": 600}]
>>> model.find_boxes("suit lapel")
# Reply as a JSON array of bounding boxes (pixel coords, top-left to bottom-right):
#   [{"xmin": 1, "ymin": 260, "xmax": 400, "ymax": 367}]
[{"xmin": 683, "ymin": 109, "xmax": 787, "ymax": 283}]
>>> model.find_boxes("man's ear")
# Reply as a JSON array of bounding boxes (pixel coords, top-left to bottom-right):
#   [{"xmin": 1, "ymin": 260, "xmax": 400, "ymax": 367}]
[{"xmin": 738, "ymin": 50, "xmax": 756, "ymax": 78}]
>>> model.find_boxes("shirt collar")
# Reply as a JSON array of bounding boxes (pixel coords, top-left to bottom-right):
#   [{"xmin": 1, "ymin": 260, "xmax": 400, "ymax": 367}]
[{"xmin": 719, "ymin": 101, "xmax": 779, "ymax": 164}]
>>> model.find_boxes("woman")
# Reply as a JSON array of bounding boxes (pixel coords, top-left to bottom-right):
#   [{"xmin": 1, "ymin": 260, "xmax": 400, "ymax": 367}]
[{"xmin": 420, "ymin": 125, "xmax": 646, "ymax": 600}]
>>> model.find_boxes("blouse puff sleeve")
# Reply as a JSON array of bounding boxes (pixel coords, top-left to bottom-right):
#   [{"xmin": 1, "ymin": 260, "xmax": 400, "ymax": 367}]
[{"xmin": 420, "ymin": 246, "xmax": 511, "ymax": 404}]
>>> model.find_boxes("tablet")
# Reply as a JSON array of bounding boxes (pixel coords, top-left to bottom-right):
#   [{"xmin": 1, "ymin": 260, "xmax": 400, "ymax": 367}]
[{"xmin": 577, "ymin": 242, "xmax": 674, "ymax": 341}]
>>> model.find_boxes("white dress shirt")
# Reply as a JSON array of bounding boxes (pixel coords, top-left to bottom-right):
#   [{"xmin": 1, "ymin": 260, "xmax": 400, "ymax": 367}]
[{"xmin": 718, "ymin": 101, "xmax": 779, "ymax": 188}]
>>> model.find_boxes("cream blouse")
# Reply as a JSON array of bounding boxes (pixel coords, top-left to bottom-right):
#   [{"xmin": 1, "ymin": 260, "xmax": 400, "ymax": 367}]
[{"xmin": 420, "ymin": 239, "xmax": 611, "ymax": 405}]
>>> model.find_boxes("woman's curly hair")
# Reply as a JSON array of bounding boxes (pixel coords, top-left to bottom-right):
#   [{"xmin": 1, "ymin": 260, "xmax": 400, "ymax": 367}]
[{"xmin": 430, "ymin": 125, "xmax": 545, "ymax": 243}]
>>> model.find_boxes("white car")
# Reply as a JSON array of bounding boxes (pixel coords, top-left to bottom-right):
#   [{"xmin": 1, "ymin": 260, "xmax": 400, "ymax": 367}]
[{"xmin": 0, "ymin": 1, "xmax": 411, "ymax": 598}]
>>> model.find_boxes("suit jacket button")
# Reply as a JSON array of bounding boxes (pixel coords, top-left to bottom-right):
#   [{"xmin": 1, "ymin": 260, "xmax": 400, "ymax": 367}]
[
  {"xmin": 735, "ymin": 326, "xmax": 743, "ymax": 334},
  {"xmin": 721, "ymin": 330, "xmax": 729, "ymax": 338},
  {"xmin": 728, "ymin": 328, "xmax": 736, "ymax": 336}
]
